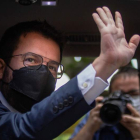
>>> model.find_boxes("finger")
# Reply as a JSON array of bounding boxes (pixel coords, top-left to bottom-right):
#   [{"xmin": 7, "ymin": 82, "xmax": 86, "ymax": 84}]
[
  {"xmin": 122, "ymin": 115, "xmax": 140, "ymax": 123},
  {"xmin": 129, "ymin": 34, "xmax": 140, "ymax": 51},
  {"xmin": 120, "ymin": 121, "xmax": 133, "ymax": 131},
  {"xmin": 127, "ymin": 103, "xmax": 140, "ymax": 117},
  {"xmin": 96, "ymin": 7, "xmax": 110, "ymax": 26},
  {"xmin": 92, "ymin": 104, "xmax": 103, "ymax": 112},
  {"xmin": 115, "ymin": 11, "xmax": 124, "ymax": 31},
  {"xmin": 92, "ymin": 13, "xmax": 105, "ymax": 30},
  {"xmin": 121, "ymin": 121, "xmax": 140, "ymax": 134},
  {"xmin": 90, "ymin": 111, "xmax": 101, "ymax": 118},
  {"xmin": 93, "ymin": 117, "xmax": 103, "ymax": 124},
  {"xmin": 90, "ymin": 110, "xmax": 101, "ymax": 120},
  {"xmin": 102, "ymin": 6, "xmax": 115, "ymax": 25},
  {"xmin": 95, "ymin": 96, "xmax": 104, "ymax": 104}
]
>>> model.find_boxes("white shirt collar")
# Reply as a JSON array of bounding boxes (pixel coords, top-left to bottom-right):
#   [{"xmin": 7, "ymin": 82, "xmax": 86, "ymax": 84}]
[{"xmin": 0, "ymin": 91, "xmax": 18, "ymax": 112}]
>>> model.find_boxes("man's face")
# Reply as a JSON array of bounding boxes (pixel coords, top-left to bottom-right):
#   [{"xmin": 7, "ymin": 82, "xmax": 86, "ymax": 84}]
[
  {"xmin": 111, "ymin": 75, "xmax": 140, "ymax": 96},
  {"xmin": 3, "ymin": 32, "xmax": 60, "ymax": 83},
  {"xmin": 0, "ymin": 32, "xmax": 60, "ymax": 112}
]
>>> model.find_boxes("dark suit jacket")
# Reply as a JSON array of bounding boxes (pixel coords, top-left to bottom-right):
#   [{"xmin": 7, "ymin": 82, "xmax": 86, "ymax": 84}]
[{"xmin": 0, "ymin": 77, "xmax": 95, "ymax": 140}]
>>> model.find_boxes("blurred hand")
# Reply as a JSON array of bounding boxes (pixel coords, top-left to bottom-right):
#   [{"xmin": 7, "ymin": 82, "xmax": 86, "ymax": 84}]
[
  {"xmin": 121, "ymin": 103, "xmax": 140, "ymax": 139},
  {"xmin": 85, "ymin": 96, "xmax": 104, "ymax": 133},
  {"xmin": 92, "ymin": 6, "xmax": 140, "ymax": 81}
]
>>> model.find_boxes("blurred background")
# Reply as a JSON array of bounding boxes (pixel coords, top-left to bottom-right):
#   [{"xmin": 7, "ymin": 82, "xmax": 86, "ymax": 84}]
[{"xmin": 1, "ymin": 0, "xmax": 140, "ymax": 60}]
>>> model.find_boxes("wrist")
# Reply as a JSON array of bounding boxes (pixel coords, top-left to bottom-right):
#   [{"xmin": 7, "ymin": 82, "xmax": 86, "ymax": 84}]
[{"xmin": 92, "ymin": 57, "xmax": 118, "ymax": 81}]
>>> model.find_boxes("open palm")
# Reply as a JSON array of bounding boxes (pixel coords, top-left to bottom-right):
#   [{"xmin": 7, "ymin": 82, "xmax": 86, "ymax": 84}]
[{"xmin": 93, "ymin": 7, "xmax": 139, "ymax": 68}]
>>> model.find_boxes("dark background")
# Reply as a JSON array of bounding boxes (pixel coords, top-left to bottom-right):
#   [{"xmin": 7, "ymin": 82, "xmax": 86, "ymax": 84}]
[{"xmin": 1, "ymin": 0, "xmax": 140, "ymax": 62}]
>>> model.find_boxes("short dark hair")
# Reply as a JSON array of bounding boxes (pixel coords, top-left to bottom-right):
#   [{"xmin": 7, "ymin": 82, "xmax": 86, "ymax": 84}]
[
  {"xmin": 109, "ymin": 66, "xmax": 139, "ymax": 93},
  {"xmin": 0, "ymin": 20, "xmax": 63, "ymax": 63}
]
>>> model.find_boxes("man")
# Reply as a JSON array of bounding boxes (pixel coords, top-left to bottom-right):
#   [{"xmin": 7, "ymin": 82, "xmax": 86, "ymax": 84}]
[
  {"xmin": 0, "ymin": 7, "xmax": 139, "ymax": 140},
  {"xmin": 70, "ymin": 66, "xmax": 140, "ymax": 140}
]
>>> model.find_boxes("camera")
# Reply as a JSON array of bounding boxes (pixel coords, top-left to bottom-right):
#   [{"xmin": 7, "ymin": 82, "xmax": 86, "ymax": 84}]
[{"xmin": 100, "ymin": 90, "xmax": 132, "ymax": 126}]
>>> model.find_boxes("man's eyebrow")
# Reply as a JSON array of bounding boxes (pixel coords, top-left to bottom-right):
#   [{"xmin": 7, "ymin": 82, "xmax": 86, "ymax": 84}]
[
  {"xmin": 40, "ymin": 54, "xmax": 60, "ymax": 63},
  {"xmin": 124, "ymin": 89, "xmax": 139, "ymax": 94}
]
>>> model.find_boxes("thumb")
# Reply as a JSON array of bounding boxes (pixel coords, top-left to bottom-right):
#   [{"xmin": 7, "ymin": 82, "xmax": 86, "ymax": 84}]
[{"xmin": 129, "ymin": 34, "xmax": 140, "ymax": 51}]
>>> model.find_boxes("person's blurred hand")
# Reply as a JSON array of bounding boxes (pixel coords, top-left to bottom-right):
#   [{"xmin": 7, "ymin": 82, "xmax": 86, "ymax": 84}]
[
  {"xmin": 121, "ymin": 103, "xmax": 140, "ymax": 139},
  {"xmin": 85, "ymin": 96, "xmax": 104, "ymax": 133}
]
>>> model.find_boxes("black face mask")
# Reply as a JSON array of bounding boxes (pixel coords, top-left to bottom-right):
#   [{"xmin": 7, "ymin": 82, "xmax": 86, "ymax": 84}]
[{"xmin": 2, "ymin": 65, "xmax": 56, "ymax": 113}]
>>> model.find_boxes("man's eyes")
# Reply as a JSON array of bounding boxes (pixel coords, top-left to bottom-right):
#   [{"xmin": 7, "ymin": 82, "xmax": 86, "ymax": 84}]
[
  {"xmin": 126, "ymin": 90, "xmax": 140, "ymax": 95},
  {"xmin": 48, "ymin": 65, "xmax": 57, "ymax": 72},
  {"xmin": 25, "ymin": 58, "xmax": 35, "ymax": 63}
]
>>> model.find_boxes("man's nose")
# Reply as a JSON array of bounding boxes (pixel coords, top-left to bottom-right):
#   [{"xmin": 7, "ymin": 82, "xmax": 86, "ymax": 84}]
[{"xmin": 42, "ymin": 61, "xmax": 48, "ymax": 66}]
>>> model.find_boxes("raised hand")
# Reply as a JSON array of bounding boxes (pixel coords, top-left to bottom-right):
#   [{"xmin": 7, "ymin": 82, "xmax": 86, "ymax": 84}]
[{"xmin": 92, "ymin": 7, "xmax": 140, "ymax": 81}]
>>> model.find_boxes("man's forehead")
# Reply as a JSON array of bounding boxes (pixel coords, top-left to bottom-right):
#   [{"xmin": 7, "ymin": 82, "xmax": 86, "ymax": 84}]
[
  {"xmin": 111, "ymin": 75, "xmax": 139, "ymax": 92},
  {"xmin": 13, "ymin": 32, "xmax": 60, "ymax": 62}
]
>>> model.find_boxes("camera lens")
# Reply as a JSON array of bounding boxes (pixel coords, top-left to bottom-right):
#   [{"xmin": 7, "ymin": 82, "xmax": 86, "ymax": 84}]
[
  {"xmin": 106, "ymin": 110, "xmax": 117, "ymax": 118},
  {"xmin": 100, "ymin": 103, "xmax": 122, "ymax": 125}
]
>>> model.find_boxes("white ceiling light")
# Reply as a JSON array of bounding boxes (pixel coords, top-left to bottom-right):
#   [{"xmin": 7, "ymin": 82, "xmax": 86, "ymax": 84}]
[{"xmin": 41, "ymin": 0, "xmax": 58, "ymax": 6}]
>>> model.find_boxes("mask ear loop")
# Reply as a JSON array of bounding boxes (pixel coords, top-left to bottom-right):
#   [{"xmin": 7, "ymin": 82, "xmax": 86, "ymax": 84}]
[
  {"xmin": 5, "ymin": 63, "xmax": 14, "ymax": 71},
  {"xmin": 2, "ymin": 57, "xmax": 14, "ymax": 71}
]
